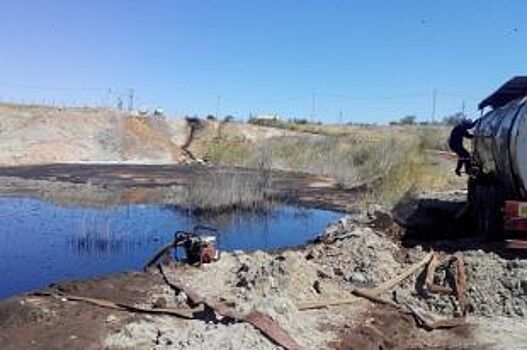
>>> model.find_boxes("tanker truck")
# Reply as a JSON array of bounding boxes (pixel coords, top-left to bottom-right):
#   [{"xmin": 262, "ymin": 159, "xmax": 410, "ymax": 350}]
[{"xmin": 470, "ymin": 76, "xmax": 527, "ymax": 238}]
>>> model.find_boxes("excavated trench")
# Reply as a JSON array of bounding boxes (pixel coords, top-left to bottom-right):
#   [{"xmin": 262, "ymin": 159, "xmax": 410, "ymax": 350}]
[{"xmin": 393, "ymin": 191, "xmax": 527, "ymax": 260}]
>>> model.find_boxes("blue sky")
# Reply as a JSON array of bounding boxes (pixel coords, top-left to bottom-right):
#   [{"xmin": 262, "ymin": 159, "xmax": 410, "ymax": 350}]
[{"xmin": 0, "ymin": 1, "xmax": 525, "ymax": 123}]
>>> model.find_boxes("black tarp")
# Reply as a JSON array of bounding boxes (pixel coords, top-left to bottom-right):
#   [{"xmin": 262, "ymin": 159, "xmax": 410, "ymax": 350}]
[{"xmin": 479, "ymin": 76, "xmax": 527, "ymax": 110}]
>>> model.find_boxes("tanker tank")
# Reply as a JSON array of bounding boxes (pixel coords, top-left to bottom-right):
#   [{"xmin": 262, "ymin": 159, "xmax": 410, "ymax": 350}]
[
  {"xmin": 470, "ymin": 76, "xmax": 527, "ymax": 236},
  {"xmin": 473, "ymin": 92, "xmax": 527, "ymax": 199}
]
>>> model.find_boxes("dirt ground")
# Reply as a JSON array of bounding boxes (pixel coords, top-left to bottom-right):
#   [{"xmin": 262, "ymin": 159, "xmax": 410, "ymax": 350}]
[{"xmin": 2, "ymin": 205, "xmax": 527, "ymax": 349}]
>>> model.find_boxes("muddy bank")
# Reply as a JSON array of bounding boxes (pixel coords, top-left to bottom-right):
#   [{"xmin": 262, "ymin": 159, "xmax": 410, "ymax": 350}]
[
  {"xmin": 0, "ymin": 163, "xmax": 358, "ymax": 211},
  {"xmin": 2, "ymin": 208, "xmax": 527, "ymax": 349}
]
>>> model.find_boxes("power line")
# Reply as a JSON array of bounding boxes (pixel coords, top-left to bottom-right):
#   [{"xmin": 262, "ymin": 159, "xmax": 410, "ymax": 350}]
[
  {"xmin": 0, "ymin": 81, "xmax": 107, "ymax": 92},
  {"xmin": 310, "ymin": 92, "xmax": 316, "ymax": 122},
  {"xmin": 128, "ymin": 89, "xmax": 135, "ymax": 111},
  {"xmin": 438, "ymin": 91, "xmax": 478, "ymax": 99},
  {"xmin": 221, "ymin": 94, "xmax": 309, "ymax": 105},
  {"xmin": 216, "ymin": 94, "xmax": 221, "ymax": 118},
  {"xmin": 316, "ymin": 92, "xmax": 429, "ymax": 100},
  {"xmin": 431, "ymin": 89, "xmax": 437, "ymax": 123}
]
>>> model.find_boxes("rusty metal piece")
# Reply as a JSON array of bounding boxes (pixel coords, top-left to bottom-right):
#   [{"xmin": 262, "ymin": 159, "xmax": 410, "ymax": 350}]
[
  {"xmin": 159, "ymin": 264, "xmax": 304, "ymax": 350},
  {"xmin": 425, "ymin": 253, "xmax": 453, "ymax": 294},
  {"xmin": 402, "ymin": 302, "xmax": 465, "ymax": 331},
  {"xmin": 452, "ymin": 253, "xmax": 470, "ymax": 316},
  {"xmin": 424, "ymin": 252, "xmax": 471, "ymax": 316},
  {"xmin": 243, "ymin": 311, "xmax": 304, "ymax": 350},
  {"xmin": 372, "ymin": 252, "xmax": 434, "ymax": 294},
  {"xmin": 32, "ymin": 291, "xmax": 195, "ymax": 319}
]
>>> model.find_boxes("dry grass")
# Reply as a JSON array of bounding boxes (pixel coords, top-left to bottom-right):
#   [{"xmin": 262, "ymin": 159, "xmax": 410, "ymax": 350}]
[
  {"xmin": 183, "ymin": 166, "xmax": 279, "ymax": 214},
  {"xmin": 200, "ymin": 124, "xmax": 453, "ymax": 207}
]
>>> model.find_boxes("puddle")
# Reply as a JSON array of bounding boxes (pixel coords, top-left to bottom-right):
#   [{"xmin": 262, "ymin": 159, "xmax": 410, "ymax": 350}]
[{"xmin": 0, "ymin": 196, "xmax": 341, "ymax": 299}]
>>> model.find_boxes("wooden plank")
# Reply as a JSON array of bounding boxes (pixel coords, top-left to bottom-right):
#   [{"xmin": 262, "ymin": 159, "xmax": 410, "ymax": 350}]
[
  {"xmin": 351, "ymin": 288, "xmax": 398, "ymax": 307},
  {"xmin": 297, "ymin": 252, "xmax": 433, "ymax": 310},
  {"xmin": 372, "ymin": 252, "xmax": 434, "ymax": 294},
  {"xmin": 244, "ymin": 312, "xmax": 304, "ymax": 350}
]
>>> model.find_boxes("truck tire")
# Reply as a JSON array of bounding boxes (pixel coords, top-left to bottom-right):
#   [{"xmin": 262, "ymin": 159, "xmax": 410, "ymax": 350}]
[{"xmin": 470, "ymin": 182, "xmax": 502, "ymax": 240}]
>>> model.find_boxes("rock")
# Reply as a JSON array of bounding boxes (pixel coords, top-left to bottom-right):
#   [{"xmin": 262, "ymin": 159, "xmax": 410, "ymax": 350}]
[
  {"xmin": 520, "ymin": 280, "xmax": 527, "ymax": 295},
  {"xmin": 313, "ymin": 280, "xmax": 322, "ymax": 294},
  {"xmin": 175, "ymin": 292, "xmax": 188, "ymax": 305},
  {"xmin": 153, "ymin": 297, "xmax": 167, "ymax": 309},
  {"xmin": 106, "ymin": 314, "xmax": 118, "ymax": 323},
  {"xmin": 347, "ymin": 272, "xmax": 367, "ymax": 285}
]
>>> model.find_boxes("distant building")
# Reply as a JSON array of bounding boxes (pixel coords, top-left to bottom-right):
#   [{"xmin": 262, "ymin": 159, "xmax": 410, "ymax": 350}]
[{"xmin": 253, "ymin": 114, "xmax": 281, "ymax": 122}]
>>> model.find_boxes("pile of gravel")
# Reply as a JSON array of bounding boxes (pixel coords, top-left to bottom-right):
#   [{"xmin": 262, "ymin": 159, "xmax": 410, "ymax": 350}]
[
  {"xmin": 308, "ymin": 215, "xmax": 407, "ymax": 288},
  {"xmin": 314, "ymin": 214, "xmax": 527, "ymax": 319},
  {"xmin": 465, "ymin": 251, "xmax": 527, "ymax": 317}
]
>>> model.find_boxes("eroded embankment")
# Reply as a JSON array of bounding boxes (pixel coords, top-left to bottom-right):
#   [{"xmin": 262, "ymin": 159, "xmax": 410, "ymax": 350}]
[
  {"xmin": 2, "ymin": 205, "xmax": 527, "ymax": 349},
  {"xmin": 0, "ymin": 104, "xmax": 191, "ymax": 165}
]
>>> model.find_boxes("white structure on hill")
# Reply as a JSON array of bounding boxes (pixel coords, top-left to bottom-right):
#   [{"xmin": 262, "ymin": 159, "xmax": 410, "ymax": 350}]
[{"xmin": 253, "ymin": 114, "xmax": 281, "ymax": 122}]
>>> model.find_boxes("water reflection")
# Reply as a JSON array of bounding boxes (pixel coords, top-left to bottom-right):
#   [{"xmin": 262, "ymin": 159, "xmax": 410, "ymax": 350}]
[{"xmin": 0, "ymin": 197, "xmax": 341, "ymax": 299}]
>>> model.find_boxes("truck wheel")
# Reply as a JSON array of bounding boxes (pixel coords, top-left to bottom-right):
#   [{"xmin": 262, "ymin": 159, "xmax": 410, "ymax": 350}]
[{"xmin": 471, "ymin": 183, "xmax": 502, "ymax": 240}]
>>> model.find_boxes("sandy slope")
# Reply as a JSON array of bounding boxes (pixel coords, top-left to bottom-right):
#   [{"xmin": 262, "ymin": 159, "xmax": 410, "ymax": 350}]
[{"xmin": 0, "ymin": 104, "xmax": 191, "ymax": 165}]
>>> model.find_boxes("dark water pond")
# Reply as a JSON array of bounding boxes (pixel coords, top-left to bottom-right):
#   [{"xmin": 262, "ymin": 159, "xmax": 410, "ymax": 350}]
[{"xmin": 0, "ymin": 196, "xmax": 341, "ymax": 299}]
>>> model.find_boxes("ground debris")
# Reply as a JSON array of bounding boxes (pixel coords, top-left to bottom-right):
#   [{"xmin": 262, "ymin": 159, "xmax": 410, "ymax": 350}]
[
  {"xmin": 5, "ymin": 199, "xmax": 527, "ymax": 349},
  {"xmin": 158, "ymin": 263, "xmax": 304, "ymax": 350}
]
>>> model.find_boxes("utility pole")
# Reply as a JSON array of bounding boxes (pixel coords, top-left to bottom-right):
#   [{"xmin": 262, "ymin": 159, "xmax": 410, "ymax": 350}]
[
  {"xmin": 338, "ymin": 110, "xmax": 343, "ymax": 125},
  {"xmin": 310, "ymin": 92, "xmax": 316, "ymax": 123},
  {"xmin": 216, "ymin": 94, "xmax": 221, "ymax": 119},
  {"xmin": 128, "ymin": 89, "xmax": 135, "ymax": 111},
  {"xmin": 461, "ymin": 100, "xmax": 466, "ymax": 116},
  {"xmin": 216, "ymin": 94, "xmax": 222, "ymax": 139},
  {"xmin": 107, "ymin": 88, "xmax": 112, "ymax": 108},
  {"xmin": 431, "ymin": 89, "xmax": 437, "ymax": 123}
]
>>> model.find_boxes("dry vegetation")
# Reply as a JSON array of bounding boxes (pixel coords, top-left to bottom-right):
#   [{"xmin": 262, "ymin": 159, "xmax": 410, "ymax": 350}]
[
  {"xmin": 195, "ymin": 122, "xmax": 452, "ymax": 207},
  {"xmin": 184, "ymin": 120, "xmax": 456, "ymax": 211},
  {"xmin": 183, "ymin": 166, "xmax": 279, "ymax": 214}
]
